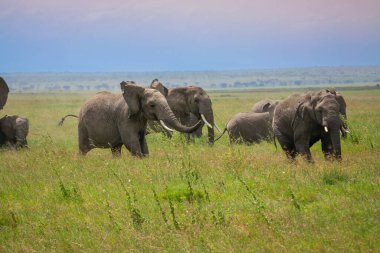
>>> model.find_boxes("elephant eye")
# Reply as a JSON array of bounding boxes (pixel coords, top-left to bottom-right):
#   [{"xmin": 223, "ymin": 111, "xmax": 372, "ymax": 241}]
[
  {"xmin": 194, "ymin": 97, "xmax": 199, "ymax": 103},
  {"xmin": 149, "ymin": 103, "xmax": 155, "ymax": 108}
]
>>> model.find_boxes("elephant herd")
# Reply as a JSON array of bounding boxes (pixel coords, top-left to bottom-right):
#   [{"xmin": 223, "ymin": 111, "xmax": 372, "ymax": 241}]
[{"xmin": 0, "ymin": 76, "xmax": 349, "ymax": 162}]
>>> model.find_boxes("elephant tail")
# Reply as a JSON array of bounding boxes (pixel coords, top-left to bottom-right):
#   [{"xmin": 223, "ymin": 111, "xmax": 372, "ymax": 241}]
[
  {"xmin": 214, "ymin": 127, "xmax": 228, "ymax": 142},
  {"xmin": 58, "ymin": 114, "xmax": 78, "ymax": 126}
]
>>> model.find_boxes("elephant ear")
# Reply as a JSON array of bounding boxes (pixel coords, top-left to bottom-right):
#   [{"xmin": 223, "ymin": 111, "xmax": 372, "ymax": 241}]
[
  {"xmin": 0, "ymin": 77, "xmax": 9, "ymax": 110},
  {"xmin": 295, "ymin": 94, "xmax": 314, "ymax": 122},
  {"xmin": 325, "ymin": 87, "xmax": 337, "ymax": 95},
  {"xmin": 335, "ymin": 92, "xmax": 347, "ymax": 117},
  {"xmin": 310, "ymin": 91, "xmax": 323, "ymax": 107},
  {"xmin": 120, "ymin": 81, "xmax": 145, "ymax": 118},
  {"xmin": 150, "ymin": 79, "xmax": 168, "ymax": 97},
  {"xmin": 299, "ymin": 102, "xmax": 312, "ymax": 120},
  {"xmin": 262, "ymin": 102, "xmax": 271, "ymax": 112}
]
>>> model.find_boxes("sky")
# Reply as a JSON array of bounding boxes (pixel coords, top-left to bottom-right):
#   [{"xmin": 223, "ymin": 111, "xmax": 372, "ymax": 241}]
[{"xmin": 0, "ymin": 0, "xmax": 379, "ymax": 72}]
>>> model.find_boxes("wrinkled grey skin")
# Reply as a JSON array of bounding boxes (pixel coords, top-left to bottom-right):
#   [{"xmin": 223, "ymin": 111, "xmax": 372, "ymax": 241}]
[
  {"xmin": 221, "ymin": 112, "xmax": 272, "ymax": 144},
  {"xmin": 0, "ymin": 115, "xmax": 29, "ymax": 148},
  {"xmin": 78, "ymin": 81, "xmax": 201, "ymax": 157},
  {"xmin": 149, "ymin": 79, "xmax": 216, "ymax": 144},
  {"xmin": 272, "ymin": 89, "xmax": 347, "ymax": 162},
  {"xmin": 251, "ymin": 99, "xmax": 281, "ymax": 120},
  {"xmin": 0, "ymin": 76, "xmax": 9, "ymax": 110}
]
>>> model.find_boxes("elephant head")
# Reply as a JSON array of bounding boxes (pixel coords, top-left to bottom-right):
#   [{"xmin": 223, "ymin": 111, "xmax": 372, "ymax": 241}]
[
  {"xmin": 252, "ymin": 99, "xmax": 281, "ymax": 120},
  {"xmin": 176, "ymin": 86, "xmax": 216, "ymax": 144},
  {"xmin": 120, "ymin": 81, "xmax": 201, "ymax": 133},
  {"xmin": 0, "ymin": 77, "xmax": 9, "ymax": 110},
  {"xmin": 150, "ymin": 80, "xmax": 217, "ymax": 144},
  {"xmin": 298, "ymin": 90, "xmax": 345, "ymax": 159}
]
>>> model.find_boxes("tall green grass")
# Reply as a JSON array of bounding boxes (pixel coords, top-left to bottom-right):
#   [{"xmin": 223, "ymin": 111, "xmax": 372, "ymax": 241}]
[{"xmin": 0, "ymin": 89, "xmax": 379, "ymax": 252}]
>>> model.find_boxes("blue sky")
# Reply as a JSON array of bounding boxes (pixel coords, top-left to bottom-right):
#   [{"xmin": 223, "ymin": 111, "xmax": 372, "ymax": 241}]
[{"xmin": 0, "ymin": 0, "xmax": 379, "ymax": 72}]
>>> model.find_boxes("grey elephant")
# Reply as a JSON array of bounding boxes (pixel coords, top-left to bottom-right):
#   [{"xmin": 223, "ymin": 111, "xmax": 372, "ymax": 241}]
[
  {"xmin": 0, "ymin": 115, "xmax": 29, "ymax": 148},
  {"xmin": 251, "ymin": 99, "xmax": 281, "ymax": 119},
  {"xmin": 272, "ymin": 89, "xmax": 348, "ymax": 162},
  {"xmin": 62, "ymin": 81, "xmax": 201, "ymax": 157},
  {"xmin": 0, "ymin": 76, "xmax": 9, "ymax": 110},
  {"xmin": 149, "ymin": 79, "xmax": 219, "ymax": 144},
  {"xmin": 215, "ymin": 112, "xmax": 272, "ymax": 144}
]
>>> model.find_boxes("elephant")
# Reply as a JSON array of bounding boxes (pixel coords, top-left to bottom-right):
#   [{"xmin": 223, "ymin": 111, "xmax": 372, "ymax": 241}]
[
  {"xmin": 71, "ymin": 81, "xmax": 201, "ymax": 157},
  {"xmin": 251, "ymin": 99, "xmax": 281, "ymax": 119},
  {"xmin": 272, "ymin": 89, "xmax": 348, "ymax": 162},
  {"xmin": 215, "ymin": 112, "xmax": 272, "ymax": 144},
  {"xmin": 149, "ymin": 79, "xmax": 219, "ymax": 144},
  {"xmin": 0, "ymin": 76, "xmax": 9, "ymax": 110},
  {"xmin": 0, "ymin": 115, "xmax": 29, "ymax": 148}
]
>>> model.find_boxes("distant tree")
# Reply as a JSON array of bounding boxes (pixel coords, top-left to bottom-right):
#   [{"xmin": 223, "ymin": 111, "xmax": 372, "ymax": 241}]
[{"xmin": 220, "ymin": 83, "xmax": 227, "ymax": 88}]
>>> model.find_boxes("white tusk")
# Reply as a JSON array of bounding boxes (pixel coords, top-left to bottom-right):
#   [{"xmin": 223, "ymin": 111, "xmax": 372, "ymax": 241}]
[
  {"xmin": 159, "ymin": 120, "xmax": 174, "ymax": 132},
  {"xmin": 214, "ymin": 123, "xmax": 222, "ymax": 133},
  {"xmin": 201, "ymin": 114, "xmax": 213, "ymax": 129},
  {"xmin": 324, "ymin": 126, "xmax": 328, "ymax": 133}
]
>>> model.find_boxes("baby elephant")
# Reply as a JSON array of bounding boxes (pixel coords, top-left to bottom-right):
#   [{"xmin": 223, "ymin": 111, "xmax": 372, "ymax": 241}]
[
  {"xmin": 0, "ymin": 115, "xmax": 29, "ymax": 148},
  {"xmin": 216, "ymin": 112, "xmax": 272, "ymax": 144}
]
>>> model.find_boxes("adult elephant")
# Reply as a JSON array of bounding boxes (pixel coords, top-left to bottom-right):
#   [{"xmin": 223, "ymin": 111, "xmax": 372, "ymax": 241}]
[
  {"xmin": 272, "ymin": 89, "xmax": 348, "ymax": 162},
  {"xmin": 77, "ymin": 81, "xmax": 201, "ymax": 156},
  {"xmin": 251, "ymin": 99, "xmax": 281, "ymax": 119},
  {"xmin": 0, "ymin": 77, "xmax": 9, "ymax": 110},
  {"xmin": 150, "ymin": 79, "xmax": 218, "ymax": 144}
]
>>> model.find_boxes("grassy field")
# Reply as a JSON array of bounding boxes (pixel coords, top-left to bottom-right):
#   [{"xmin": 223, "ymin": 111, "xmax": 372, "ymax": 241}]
[{"xmin": 0, "ymin": 88, "xmax": 379, "ymax": 252}]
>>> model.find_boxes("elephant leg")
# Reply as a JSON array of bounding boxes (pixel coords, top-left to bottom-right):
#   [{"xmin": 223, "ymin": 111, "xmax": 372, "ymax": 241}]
[
  {"xmin": 139, "ymin": 131, "xmax": 149, "ymax": 156},
  {"xmin": 179, "ymin": 115, "xmax": 192, "ymax": 143},
  {"xmin": 189, "ymin": 114, "xmax": 203, "ymax": 138},
  {"xmin": 78, "ymin": 123, "xmax": 92, "ymax": 155},
  {"xmin": 192, "ymin": 122, "xmax": 203, "ymax": 137},
  {"xmin": 276, "ymin": 134, "xmax": 296, "ymax": 160},
  {"xmin": 122, "ymin": 132, "xmax": 143, "ymax": 157},
  {"xmin": 15, "ymin": 137, "xmax": 27, "ymax": 149},
  {"xmin": 228, "ymin": 132, "xmax": 238, "ymax": 144},
  {"xmin": 321, "ymin": 134, "xmax": 334, "ymax": 161},
  {"xmin": 294, "ymin": 134, "xmax": 313, "ymax": 162},
  {"xmin": 111, "ymin": 144, "xmax": 122, "ymax": 157},
  {"xmin": 229, "ymin": 127, "xmax": 243, "ymax": 144}
]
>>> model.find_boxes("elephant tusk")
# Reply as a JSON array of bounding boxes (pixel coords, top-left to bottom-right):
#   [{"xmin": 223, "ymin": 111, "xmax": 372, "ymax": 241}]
[
  {"xmin": 324, "ymin": 126, "xmax": 328, "ymax": 133},
  {"xmin": 201, "ymin": 114, "xmax": 213, "ymax": 129},
  {"xmin": 159, "ymin": 120, "xmax": 174, "ymax": 132},
  {"xmin": 214, "ymin": 123, "xmax": 222, "ymax": 133}
]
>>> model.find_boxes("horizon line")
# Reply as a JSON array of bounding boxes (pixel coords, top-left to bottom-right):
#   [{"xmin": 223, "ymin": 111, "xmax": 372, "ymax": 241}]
[{"xmin": 1, "ymin": 64, "xmax": 380, "ymax": 74}]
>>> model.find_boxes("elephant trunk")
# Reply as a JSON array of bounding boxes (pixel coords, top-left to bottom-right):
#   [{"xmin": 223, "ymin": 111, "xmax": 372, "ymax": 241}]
[
  {"xmin": 329, "ymin": 128, "xmax": 342, "ymax": 160},
  {"xmin": 158, "ymin": 105, "xmax": 201, "ymax": 133},
  {"xmin": 323, "ymin": 112, "xmax": 342, "ymax": 160},
  {"xmin": 340, "ymin": 113, "xmax": 349, "ymax": 138}
]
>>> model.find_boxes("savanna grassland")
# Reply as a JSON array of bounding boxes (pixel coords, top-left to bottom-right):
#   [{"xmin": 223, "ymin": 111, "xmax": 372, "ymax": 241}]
[{"xmin": 0, "ymin": 88, "xmax": 379, "ymax": 252}]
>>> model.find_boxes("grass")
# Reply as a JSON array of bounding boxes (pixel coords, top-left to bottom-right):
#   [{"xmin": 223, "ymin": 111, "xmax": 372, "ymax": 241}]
[{"xmin": 0, "ymin": 88, "xmax": 379, "ymax": 252}]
